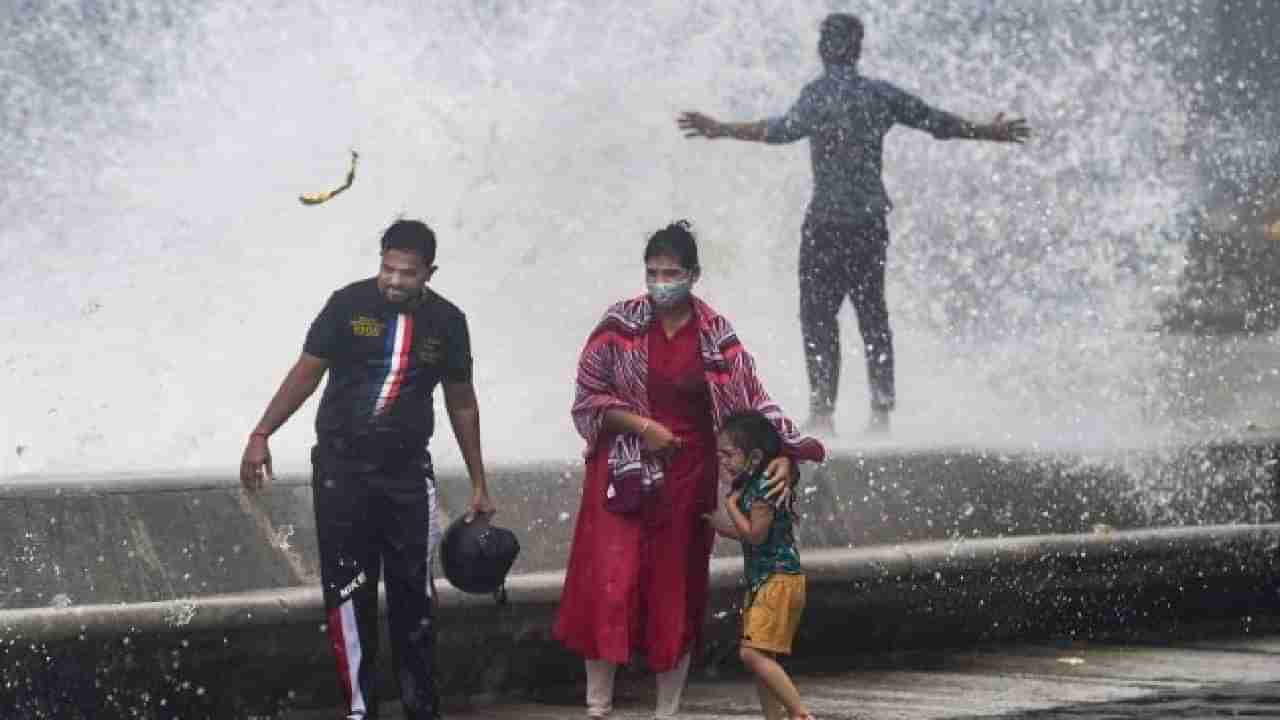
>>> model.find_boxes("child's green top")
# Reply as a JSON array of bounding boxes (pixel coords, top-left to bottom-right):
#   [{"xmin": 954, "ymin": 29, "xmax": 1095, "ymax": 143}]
[{"xmin": 735, "ymin": 471, "xmax": 802, "ymax": 592}]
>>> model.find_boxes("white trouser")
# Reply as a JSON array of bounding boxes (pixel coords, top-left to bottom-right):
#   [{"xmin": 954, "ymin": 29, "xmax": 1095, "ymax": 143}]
[
  {"xmin": 425, "ymin": 477, "xmax": 441, "ymax": 598},
  {"xmin": 585, "ymin": 652, "xmax": 691, "ymax": 718}
]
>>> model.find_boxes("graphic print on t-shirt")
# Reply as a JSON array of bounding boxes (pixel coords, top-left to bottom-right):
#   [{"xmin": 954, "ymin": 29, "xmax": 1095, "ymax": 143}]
[
  {"xmin": 307, "ymin": 279, "xmax": 471, "ymax": 441},
  {"xmin": 372, "ymin": 313, "xmax": 414, "ymax": 416}
]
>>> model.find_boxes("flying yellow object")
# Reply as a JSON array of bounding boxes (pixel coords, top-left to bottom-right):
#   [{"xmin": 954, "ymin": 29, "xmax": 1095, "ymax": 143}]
[{"xmin": 299, "ymin": 150, "xmax": 359, "ymax": 205}]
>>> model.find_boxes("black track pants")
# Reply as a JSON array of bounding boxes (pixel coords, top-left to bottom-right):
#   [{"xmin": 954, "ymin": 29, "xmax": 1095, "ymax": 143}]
[
  {"xmin": 799, "ymin": 217, "xmax": 895, "ymax": 416},
  {"xmin": 312, "ymin": 443, "xmax": 439, "ymax": 720}
]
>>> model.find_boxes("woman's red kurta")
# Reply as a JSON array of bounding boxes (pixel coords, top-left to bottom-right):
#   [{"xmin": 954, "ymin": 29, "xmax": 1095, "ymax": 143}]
[{"xmin": 553, "ymin": 318, "xmax": 717, "ymax": 673}]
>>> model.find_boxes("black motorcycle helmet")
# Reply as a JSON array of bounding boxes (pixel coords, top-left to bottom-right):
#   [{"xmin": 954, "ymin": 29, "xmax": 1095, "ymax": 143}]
[{"xmin": 440, "ymin": 513, "xmax": 520, "ymax": 599}]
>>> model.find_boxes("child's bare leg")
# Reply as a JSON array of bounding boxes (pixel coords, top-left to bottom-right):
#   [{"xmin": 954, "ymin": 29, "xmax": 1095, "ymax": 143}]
[
  {"xmin": 754, "ymin": 676, "xmax": 787, "ymax": 720},
  {"xmin": 740, "ymin": 646, "xmax": 809, "ymax": 719}
]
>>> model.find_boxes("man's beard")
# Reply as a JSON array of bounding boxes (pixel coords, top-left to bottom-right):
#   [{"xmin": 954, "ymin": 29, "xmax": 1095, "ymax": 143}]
[{"xmin": 381, "ymin": 286, "xmax": 420, "ymax": 304}]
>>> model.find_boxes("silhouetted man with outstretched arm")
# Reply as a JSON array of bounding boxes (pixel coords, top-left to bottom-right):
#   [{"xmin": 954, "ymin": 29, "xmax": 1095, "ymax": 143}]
[{"xmin": 679, "ymin": 13, "xmax": 1029, "ymax": 435}]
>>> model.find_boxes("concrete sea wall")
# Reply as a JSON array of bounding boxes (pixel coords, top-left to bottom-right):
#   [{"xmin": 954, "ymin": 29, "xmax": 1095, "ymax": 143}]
[
  {"xmin": 2, "ymin": 440, "xmax": 1277, "ymax": 609},
  {"xmin": 1, "ymin": 439, "xmax": 1278, "ymax": 717}
]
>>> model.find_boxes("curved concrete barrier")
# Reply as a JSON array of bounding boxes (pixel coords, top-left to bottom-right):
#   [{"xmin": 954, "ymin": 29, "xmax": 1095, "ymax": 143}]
[
  {"xmin": 3, "ymin": 524, "xmax": 1279, "ymax": 717},
  {"xmin": 3, "ymin": 438, "xmax": 1277, "ymax": 610}
]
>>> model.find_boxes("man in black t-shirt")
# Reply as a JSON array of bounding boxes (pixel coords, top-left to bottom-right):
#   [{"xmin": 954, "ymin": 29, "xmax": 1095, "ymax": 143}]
[{"xmin": 240, "ymin": 219, "xmax": 496, "ymax": 720}]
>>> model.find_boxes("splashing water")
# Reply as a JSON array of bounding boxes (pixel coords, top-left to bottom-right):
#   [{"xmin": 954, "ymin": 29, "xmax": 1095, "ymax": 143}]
[
  {"xmin": 164, "ymin": 598, "xmax": 198, "ymax": 627},
  {"xmin": 1, "ymin": 1, "xmax": 1259, "ymax": 479}
]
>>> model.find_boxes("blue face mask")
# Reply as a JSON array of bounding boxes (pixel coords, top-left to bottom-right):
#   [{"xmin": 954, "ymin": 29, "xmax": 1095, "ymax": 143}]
[{"xmin": 647, "ymin": 279, "xmax": 693, "ymax": 309}]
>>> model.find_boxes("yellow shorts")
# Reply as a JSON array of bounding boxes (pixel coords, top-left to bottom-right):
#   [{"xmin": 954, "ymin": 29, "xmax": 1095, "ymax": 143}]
[{"xmin": 741, "ymin": 573, "xmax": 806, "ymax": 655}]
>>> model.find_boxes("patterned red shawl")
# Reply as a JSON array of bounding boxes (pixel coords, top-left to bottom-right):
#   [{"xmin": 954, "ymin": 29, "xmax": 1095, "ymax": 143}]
[{"xmin": 572, "ymin": 295, "xmax": 826, "ymax": 493}]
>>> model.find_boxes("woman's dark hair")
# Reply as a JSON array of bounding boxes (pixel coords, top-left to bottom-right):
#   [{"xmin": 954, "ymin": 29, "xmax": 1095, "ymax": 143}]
[
  {"xmin": 381, "ymin": 219, "xmax": 437, "ymax": 264},
  {"xmin": 644, "ymin": 220, "xmax": 700, "ymax": 273},
  {"xmin": 721, "ymin": 411, "xmax": 783, "ymax": 488}
]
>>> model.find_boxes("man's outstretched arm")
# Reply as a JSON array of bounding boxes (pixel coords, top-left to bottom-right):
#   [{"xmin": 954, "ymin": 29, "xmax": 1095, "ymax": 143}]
[
  {"xmin": 892, "ymin": 85, "xmax": 1030, "ymax": 144},
  {"xmin": 240, "ymin": 352, "xmax": 328, "ymax": 491},
  {"xmin": 682, "ymin": 108, "xmax": 1029, "ymax": 144},
  {"xmin": 678, "ymin": 112, "xmax": 770, "ymax": 142},
  {"xmin": 681, "ymin": 82, "xmax": 822, "ymax": 144},
  {"xmin": 948, "ymin": 112, "xmax": 1030, "ymax": 143}
]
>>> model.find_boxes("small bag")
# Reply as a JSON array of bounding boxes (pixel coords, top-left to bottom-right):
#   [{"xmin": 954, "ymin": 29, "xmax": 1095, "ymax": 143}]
[
  {"xmin": 605, "ymin": 470, "xmax": 658, "ymax": 514},
  {"xmin": 603, "ymin": 433, "xmax": 664, "ymax": 514}
]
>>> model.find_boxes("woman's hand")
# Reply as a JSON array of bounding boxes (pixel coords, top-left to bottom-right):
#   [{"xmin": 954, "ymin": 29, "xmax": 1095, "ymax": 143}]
[
  {"xmin": 762, "ymin": 456, "xmax": 798, "ymax": 503},
  {"xmin": 640, "ymin": 419, "xmax": 684, "ymax": 458}
]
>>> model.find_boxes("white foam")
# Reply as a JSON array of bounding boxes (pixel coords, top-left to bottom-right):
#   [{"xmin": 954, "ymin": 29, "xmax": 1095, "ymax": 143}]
[{"xmin": 0, "ymin": 2, "xmax": 1216, "ymax": 478}]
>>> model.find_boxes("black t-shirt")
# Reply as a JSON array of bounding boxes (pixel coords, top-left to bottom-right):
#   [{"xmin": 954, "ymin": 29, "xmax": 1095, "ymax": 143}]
[{"xmin": 304, "ymin": 278, "xmax": 472, "ymax": 444}]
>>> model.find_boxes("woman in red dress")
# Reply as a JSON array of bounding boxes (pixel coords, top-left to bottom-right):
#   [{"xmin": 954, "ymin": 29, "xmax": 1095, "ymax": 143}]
[{"xmin": 554, "ymin": 221, "xmax": 826, "ymax": 718}]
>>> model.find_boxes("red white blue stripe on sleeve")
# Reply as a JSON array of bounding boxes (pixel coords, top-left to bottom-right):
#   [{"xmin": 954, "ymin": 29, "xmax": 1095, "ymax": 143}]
[{"xmin": 373, "ymin": 313, "xmax": 414, "ymax": 416}]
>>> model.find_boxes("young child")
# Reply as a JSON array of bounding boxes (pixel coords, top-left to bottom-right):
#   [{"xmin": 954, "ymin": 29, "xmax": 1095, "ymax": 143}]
[{"xmin": 705, "ymin": 411, "xmax": 815, "ymax": 720}]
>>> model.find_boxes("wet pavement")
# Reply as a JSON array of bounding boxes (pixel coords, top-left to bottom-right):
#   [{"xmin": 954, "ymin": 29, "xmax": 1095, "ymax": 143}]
[
  {"xmin": 319, "ymin": 634, "xmax": 1280, "ymax": 719},
  {"xmin": 960, "ymin": 681, "xmax": 1280, "ymax": 718}
]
